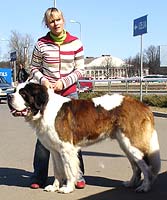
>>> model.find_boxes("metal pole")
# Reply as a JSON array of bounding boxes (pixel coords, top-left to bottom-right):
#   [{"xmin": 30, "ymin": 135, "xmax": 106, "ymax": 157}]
[
  {"xmin": 140, "ymin": 34, "xmax": 143, "ymax": 101},
  {"xmin": 24, "ymin": 46, "xmax": 28, "ymax": 67},
  {"xmin": 53, "ymin": 0, "xmax": 56, "ymax": 7},
  {"xmin": 13, "ymin": 61, "xmax": 17, "ymax": 82},
  {"xmin": 70, "ymin": 20, "xmax": 81, "ymax": 40},
  {"xmin": 77, "ymin": 22, "xmax": 81, "ymax": 40}
]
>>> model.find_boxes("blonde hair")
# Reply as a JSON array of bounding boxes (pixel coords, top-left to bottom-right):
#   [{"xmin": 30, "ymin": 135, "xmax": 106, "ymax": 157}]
[{"xmin": 43, "ymin": 7, "xmax": 65, "ymax": 27}]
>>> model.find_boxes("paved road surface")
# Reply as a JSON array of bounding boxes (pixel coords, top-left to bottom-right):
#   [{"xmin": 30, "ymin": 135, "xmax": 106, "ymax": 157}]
[{"xmin": 0, "ymin": 102, "xmax": 167, "ymax": 200}]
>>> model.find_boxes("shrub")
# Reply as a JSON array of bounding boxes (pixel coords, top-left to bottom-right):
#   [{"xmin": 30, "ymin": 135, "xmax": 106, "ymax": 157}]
[{"xmin": 79, "ymin": 92, "xmax": 167, "ymax": 108}]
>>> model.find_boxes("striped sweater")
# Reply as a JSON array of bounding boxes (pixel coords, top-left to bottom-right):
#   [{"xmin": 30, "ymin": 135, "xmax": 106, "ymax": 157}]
[{"xmin": 30, "ymin": 32, "xmax": 85, "ymax": 96}]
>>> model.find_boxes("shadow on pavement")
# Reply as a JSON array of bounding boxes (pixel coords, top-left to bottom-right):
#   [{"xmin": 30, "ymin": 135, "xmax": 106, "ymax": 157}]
[
  {"xmin": 0, "ymin": 168, "xmax": 167, "ymax": 200},
  {"xmin": 153, "ymin": 112, "xmax": 167, "ymax": 118},
  {"xmin": 84, "ymin": 175, "xmax": 122, "ymax": 188},
  {"xmin": 82, "ymin": 151, "xmax": 125, "ymax": 158},
  {"xmin": 0, "ymin": 167, "xmax": 32, "ymax": 187},
  {"xmin": 80, "ymin": 171, "xmax": 167, "ymax": 200}
]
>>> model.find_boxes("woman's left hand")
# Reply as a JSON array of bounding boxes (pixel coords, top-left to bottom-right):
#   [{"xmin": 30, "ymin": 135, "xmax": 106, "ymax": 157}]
[{"xmin": 53, "ymin": 80, "xmax": 64, "ymax": 91}]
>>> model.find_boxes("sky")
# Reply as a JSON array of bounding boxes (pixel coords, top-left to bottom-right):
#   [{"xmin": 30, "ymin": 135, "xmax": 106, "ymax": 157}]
[{"xmin": 0, "ymin": 0, "xmax": 167, "ymax": 61}]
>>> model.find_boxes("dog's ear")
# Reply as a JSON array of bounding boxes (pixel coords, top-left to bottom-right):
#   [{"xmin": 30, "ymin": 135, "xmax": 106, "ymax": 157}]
[
  {"xmin": 19, "ymin": 88, "xmax": 34, "ymax": 105},
  {"xmin": 33, "ymin": 89, "xmax": 49, "ymax": 113}
]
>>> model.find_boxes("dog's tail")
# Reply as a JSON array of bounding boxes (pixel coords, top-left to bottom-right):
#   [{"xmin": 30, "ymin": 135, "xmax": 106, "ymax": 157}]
[{"xmin": 146, "ymin": 129, "xmax": 161, "ymax": 180}]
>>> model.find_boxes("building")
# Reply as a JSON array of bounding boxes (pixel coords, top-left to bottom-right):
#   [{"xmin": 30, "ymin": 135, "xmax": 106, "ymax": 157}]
[{"xmin": 84, "ymin": 55, "xmax": 148, "ymax": 79}]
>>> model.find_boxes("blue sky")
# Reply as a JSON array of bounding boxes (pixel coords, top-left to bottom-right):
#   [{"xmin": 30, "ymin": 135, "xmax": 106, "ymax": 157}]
[{"xmin": 0, "ymin": 0, "xmax": 167, "ymax": 60}]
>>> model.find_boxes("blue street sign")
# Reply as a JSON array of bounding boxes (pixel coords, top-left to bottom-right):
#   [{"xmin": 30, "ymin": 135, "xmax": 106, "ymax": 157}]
[
  {"xmin": 10, "ymin": 51, "xmax": 17, "ymax": 61},
  {"xmin": 133, "ymin": 15, "xmax": 147, "ymax": 36}
]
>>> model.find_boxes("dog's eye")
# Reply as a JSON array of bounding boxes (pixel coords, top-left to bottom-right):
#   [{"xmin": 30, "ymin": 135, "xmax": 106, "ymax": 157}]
[
  {"xmin": 19, "ymin": 90, "xmax": 26, "ymax": 99},
  {"xmin": 21, "ymin": 93, "xmax": 26, "ymax": 99},
  {"xmin": 13, "ymin": 88, "xmax": 16, "ymax": 93}
]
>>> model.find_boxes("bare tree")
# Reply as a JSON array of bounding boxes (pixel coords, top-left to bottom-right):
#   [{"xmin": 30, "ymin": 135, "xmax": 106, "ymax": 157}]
[
  {"xmin": 144, "ymin": 45, "xmax": 160, "ymax": 74},
  {"xmin": 125, "ymin": 46, "xmax": 160, "ymax": 76},
  {"xmin": 0, "ymin": 61, "xmax": 10, "ymax": 68},
  {"xmin": 124, "ymin": 57, "xmax": 136, "ymax": 77},
  {"xmin": 102, "ymin": 56, "xmax": 114, "ymax": 79},
  {"xmin": 9, "ymin": 31, "xmax": 34, "ymax": 72}
]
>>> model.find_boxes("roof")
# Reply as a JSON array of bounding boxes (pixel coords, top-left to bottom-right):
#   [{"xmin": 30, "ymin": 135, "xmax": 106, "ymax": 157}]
[{"xmin": 85, "ymin": 55, "xmax": 124, "ymax": 67}]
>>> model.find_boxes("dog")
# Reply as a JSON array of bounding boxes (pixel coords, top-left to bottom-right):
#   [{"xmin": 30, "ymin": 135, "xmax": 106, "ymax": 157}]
[{"xmin": 7, "ymin": 82, "xmax": 161, "ymax": 193}]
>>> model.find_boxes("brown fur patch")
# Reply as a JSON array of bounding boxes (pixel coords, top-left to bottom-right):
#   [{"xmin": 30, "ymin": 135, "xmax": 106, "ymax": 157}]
[
  {"xmin": 55, "ymin": 99, "xmax": 114, "ymax": 145},
  {"xmin": 55, "ymin": 96, "xmax": 154, "ymax": 152}
]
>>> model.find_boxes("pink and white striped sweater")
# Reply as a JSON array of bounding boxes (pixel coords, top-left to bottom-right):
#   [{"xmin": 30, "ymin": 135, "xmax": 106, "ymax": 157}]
[{"xmin": 30, "ymin": 31, "xmax": 85, "ymax": 96}]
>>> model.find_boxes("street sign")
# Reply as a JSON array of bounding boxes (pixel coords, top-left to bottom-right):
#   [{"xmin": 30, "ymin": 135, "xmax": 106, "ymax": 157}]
[
  {"xmin": 133, "ymin": 15, "xmax": 147, "ymax": 36},
  {"xmin": 10, "ymin": 51, "xmax": 17, "ymax": 61},
  {"xmin": 133, "ymin": 15, "xmax": 148, "ymax": 102}
]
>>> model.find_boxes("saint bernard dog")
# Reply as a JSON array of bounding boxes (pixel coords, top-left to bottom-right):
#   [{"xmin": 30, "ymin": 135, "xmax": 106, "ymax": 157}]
[{"xmin": 7, "ymin": 82, "xmax": 160, "ymax": 194}]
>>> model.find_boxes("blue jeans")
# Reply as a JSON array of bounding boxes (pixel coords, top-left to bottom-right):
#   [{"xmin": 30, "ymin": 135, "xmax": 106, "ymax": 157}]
[{"xmin": 32, "ymin": 92, "xmax": 84, "ymax": 185}]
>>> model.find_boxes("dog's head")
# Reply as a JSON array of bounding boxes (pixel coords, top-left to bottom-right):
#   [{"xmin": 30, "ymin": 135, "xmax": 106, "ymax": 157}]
[{"xmin": 8, "ymin": 82, "xmax": 49, "ymax": 118}]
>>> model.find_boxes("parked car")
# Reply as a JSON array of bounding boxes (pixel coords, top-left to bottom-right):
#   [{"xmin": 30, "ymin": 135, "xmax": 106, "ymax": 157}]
[
  {"xmin": 78, "ymin": 77, "xmax": 93, "ymax": 93},
  {"xmin": 143, "ymin": 75, "xmax": 167, "ymax": 83},
  {"xmin": 0, "ymin": 76, "xmax": 15, "ymax": 103},
  {"xmin": 77, "ymin": 86, "xmax": 92, "ymax": 93}
]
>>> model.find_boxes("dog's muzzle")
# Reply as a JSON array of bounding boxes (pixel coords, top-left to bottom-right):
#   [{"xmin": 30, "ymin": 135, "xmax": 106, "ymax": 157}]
[{"xmin": 7, "ymin": 94, "xmax": 29, "ymax": 117}]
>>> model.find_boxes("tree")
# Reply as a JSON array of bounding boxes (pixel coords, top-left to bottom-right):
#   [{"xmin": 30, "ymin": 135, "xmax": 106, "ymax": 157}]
[
  {"xmin": 125, "ymin": 54, "xmax": 141, "ymax": 76},
  {"xmin": 125, "ymin": 45, "xmax": 163, "ymax": 76},
  {"xmin": 0, "ymin": 61, "xmax": 10, "ymax": 68},
  {"xmin": 9, "ymin": 31, "xmax": 34, "ymax": 72},
  {"xmin": 102, "ymin": 56, "xmax": 114, "ymax": 79},
  {"xmin": 144, "ymin": 45, "xmax": 160, "ymax": 74}
]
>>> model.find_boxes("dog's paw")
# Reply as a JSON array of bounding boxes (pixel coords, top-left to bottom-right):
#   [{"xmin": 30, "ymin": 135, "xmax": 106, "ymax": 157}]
[
  {"xmin": 58, "ymin": 185, "xmax": 74, "ymax": 194},
  {"xmin": 44, "ymin": 184, "xmax": 59, "ymax": 192},
  {"xmin": 123, "ymin": 175, "xmax": 142, "ymax": 188},
  {"xmin": 135, "ymin": 182, "xmax": 151, "ymax": 193},
  {"xmin": 123, "ymin": 179, "xmax": 142, "ymax": 188}
]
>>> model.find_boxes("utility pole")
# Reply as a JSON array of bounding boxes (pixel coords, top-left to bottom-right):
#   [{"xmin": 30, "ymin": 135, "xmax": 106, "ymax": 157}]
[
  {"xmin": 70, "ymin": 20, "xmax": 82, "ymax": 40},
  {"xmin": 24, "ymin": 46, "xmax": 28, "ymax": 68},
  {"xmin": 53, "ymin": 0, "xmax": 56, "ymax": 7}
]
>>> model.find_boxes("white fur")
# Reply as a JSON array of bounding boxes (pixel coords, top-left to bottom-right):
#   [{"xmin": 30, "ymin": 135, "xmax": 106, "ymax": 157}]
[
  {"xmin": 92, "ymin": 93, "xmax": 124, "ymax": 110},
  {"xmin": 10, "ymin": 83, "xmax": 27, "ymax": 111},
  {"xmin": 116, "ymin": 130, "xmax": 151, "ymax": 192},
  {"xmin": 150, "ymin": 130, "xmax": 159, "ymax": 152},
  {"xmin": 28, "ymin": 89, "xmax": 79, "ymax": 193}
]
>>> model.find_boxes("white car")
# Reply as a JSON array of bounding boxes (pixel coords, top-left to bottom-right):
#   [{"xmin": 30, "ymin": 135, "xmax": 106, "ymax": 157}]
[{"xmin": 0, "ymin": 76, "xmax": 14, "ymax": 103}]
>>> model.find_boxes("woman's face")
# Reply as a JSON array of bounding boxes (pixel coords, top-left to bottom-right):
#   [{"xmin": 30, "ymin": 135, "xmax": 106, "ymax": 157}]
[{"xmin": 47, "ymin": 14, "xmax": 64, "ymax": 36}]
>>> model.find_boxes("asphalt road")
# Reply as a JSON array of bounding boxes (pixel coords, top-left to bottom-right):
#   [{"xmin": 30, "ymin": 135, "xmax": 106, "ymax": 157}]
[{"xmin": 0, "ymin": 102, "xmax": 167, "ymax": 200}]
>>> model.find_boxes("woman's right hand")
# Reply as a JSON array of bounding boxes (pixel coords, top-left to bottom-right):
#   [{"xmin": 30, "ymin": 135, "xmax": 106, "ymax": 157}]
[{"xmin": 41, "ymin": 79, "xmax": 53, "ymax": 89}]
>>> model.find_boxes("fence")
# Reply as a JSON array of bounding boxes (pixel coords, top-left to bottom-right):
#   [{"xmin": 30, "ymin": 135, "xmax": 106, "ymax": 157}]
[{"xmin": 78, "ymin": 77, "xmax": 167, "ymax": 94}]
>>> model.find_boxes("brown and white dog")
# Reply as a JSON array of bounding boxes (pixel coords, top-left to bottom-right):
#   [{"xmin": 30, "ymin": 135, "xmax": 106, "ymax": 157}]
[{"xmin": 7, "ymin": 82, "xmax": 160, "ymax": 193}]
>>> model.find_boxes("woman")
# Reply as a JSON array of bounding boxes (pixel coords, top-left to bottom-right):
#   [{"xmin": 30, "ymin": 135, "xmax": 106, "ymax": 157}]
[
  {"xmin": 30, "ymin": 7, "xmax": 85, "ymax": 189},
  {"xmin": 16, "ymin": 63, "xmax": 29, "ymax": 83}
]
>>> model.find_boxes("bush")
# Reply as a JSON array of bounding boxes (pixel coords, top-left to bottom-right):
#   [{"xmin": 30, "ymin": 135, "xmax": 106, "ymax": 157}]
[
  {"xmin": 79, "ymin": 92, "xmax": 167, "ymax": 108},
  {"xmin": 142, "ymin": 95, "xmax": 167, "ymax": 107}
]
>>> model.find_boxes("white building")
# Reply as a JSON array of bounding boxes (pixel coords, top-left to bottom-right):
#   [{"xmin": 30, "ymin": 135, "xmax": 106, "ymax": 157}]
[
  {"xmin": 84, "ymin": 55, "xmax": 127, "ymax": 79},
  {"xmin": 84, "ymin": 55, "xmax": 148, "ymax": 79}
]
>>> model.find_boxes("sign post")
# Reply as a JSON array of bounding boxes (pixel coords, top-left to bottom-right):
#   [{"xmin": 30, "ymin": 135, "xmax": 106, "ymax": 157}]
[
  {"xmin": 133, "ymin": 15, "xmax": 147, "ymax": 101},
  {"xmin": 10, "ymin": 51, "xmax": 17, "ymax": 82}
]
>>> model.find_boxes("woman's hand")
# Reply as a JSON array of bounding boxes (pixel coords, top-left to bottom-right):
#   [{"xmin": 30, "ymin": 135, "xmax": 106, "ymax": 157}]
[
  {"xmin": 41, "ymin": 79, "xmax": 53, "ymax": 89},
  {"xmin": 41, "ymin": 79, "xmax": 64, "ymax": 91},
  {"xmin": 52, "ymin": 80, "xmax": 64, "ymax": 91}
]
